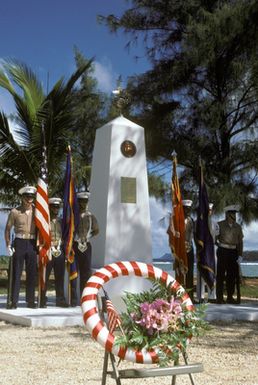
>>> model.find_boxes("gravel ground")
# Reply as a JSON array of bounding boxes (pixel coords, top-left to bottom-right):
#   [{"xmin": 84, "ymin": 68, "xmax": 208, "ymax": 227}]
[{"xmin": 0, "ymin": 320, "xmax": 258, "ymax": 385}]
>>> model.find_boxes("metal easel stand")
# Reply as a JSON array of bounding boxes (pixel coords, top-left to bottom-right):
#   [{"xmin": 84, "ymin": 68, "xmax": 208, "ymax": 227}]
[
  {"xmin": 102, "ymin": 350, "xmax": 122, "ymax": 385},
  {"xmin": 101, "ymin": 345, "xmax": 203, "ymax": 385}
]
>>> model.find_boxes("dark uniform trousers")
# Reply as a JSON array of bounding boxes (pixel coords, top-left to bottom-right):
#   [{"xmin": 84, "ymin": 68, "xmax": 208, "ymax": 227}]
[
  {"xmin": 185, "ymin": 247, "xmax": 194, "ymax": 301},
  {"xmin": 71, "ymin": 242, "xmax": 92, "ymax": 305},
  {"xmin": 216, "ymin": 246, "xmax": 238, "ymax": 302},
  {"xmin": 12, "ymin": 238, "xmax": 37, "ymax": 305},
  {"xmin": 41, "ymin": 250, "xmax": 66, "ymax": 305}
]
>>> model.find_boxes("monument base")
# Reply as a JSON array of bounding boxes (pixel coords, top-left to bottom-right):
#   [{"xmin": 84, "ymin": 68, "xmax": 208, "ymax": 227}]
[{"xmin": 92, "ymin": 270, "xmax": 154, "ymax": 312}]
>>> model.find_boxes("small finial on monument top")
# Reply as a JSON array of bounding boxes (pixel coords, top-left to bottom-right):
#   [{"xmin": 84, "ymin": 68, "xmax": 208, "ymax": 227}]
[
  {"xmin": 171, "ymin": 150, "xmax": 177, "ymax": 159},
  {"xmin": 112, "ymin": 76, "xmax": 123, "ymax": 96},
  {"xmin": 112, "ymin": 75, "xmax": 130, "ymax": 116}
]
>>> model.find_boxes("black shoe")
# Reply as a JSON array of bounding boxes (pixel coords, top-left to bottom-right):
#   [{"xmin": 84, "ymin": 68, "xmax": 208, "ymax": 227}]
[
  {"xmin": 6, "ymin": 303, "xmax": 17, "ymax": 309},
  {"xmin": 27, "ymin": 302, "xmax": 37, "ymax": 308},
  {"xmin": 71, "ymin": 297, "xmax": 78, "ymax": 307},
  {"xmin": 39, "ymin": 302, "xmax": 47, "ymax": 308},
  {"xmin": 56, "ymin": 301, "xmax": 69, "ymax": 308},
  {"xmin": 216, "ymin": 299, "xmax": 226, "ymax": 304},
  {"xmin": 208, "ymin": 299, "xmax": 217, "ymax": 304},
  {"xmin": 226, "ymin": 298, "xmax": 238, "ymax": 305}
]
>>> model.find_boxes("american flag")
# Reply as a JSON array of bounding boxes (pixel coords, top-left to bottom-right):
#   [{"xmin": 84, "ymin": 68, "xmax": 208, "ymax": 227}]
[
  {"xmin": 35, "ymin": 143, "xmax": 51, "ymax": 290},
  {"xmin": 103, "ymin": 289, "xmax": 121, "ymax": 333}
]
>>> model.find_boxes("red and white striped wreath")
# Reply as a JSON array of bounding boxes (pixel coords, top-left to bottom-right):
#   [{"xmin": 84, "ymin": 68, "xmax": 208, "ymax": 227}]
[{"xmin": 81, "ymin": 261, "xmax": 193, "ymax": 364}]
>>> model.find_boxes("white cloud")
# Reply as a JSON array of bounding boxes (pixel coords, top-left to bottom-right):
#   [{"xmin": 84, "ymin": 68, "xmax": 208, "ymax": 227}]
[
  {"xmin": 93, "ymin": 59, "xmax": 117, "ymax": 93},
  {"xmin": 243, "ymin": 222, "xmax": 258, "ymax": 251},
  {"xmin": 150, "ymin": 197, "xmax": 171, "ymax": 259}
]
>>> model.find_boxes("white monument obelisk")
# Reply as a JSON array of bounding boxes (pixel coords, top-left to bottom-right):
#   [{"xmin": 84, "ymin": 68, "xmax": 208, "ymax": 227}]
[
  {"xmin": 88, "ymin": 112, "xmax": 153, "ymax": 308},
  {"xmin": 89, "ymin": 115, "xmax": 152, "ymax": 268}
]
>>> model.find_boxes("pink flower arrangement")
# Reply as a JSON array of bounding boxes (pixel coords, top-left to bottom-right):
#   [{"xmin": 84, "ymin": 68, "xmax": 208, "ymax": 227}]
[
  {"xmin": 115, "ymin": 280, "xmax": 208, "ymax": 366},
  {"xmin": 131, "ymin": 296, "xmax": 184, "ymax": 335}
]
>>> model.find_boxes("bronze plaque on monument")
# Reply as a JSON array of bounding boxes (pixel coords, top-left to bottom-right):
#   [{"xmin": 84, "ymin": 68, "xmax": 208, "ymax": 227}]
[{"xmin": 121, "ymin": 177, "xmax": 137, "ymax": 203}]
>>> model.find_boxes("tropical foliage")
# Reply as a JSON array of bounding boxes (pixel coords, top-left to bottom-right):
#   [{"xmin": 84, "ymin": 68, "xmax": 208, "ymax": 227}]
[
  {"xmin": 99, "ymin": 0, "xmax": 258, "ymax": 221},
  {"xmin": 0, "ymin": 58, "xmax": 92, "ymax": 205}
]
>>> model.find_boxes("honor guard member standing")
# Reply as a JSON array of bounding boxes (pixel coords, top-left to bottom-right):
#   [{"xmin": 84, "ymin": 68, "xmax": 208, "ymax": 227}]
[
  {"xmin": 4, "ymin": 186, "xmax": 37, "ymax": 309},
  {"xmin": 40, "ymin": 198, "xmax": 68, "ymax": 308},
  {"xmin": 71, "ymin": 191, "xmax": 99, "ymax": 306},
  {"xmin": 182, "ymin": 200, "xmax": 195, "ymax": 302},
  {"xmin": 215, "ymin": 205, "xmax": 243, "ymax": 304}
]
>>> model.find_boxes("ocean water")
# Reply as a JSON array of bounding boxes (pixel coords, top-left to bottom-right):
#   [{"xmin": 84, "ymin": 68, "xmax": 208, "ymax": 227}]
[{"xmin": 153, "ymin": 261, "xmax": 258, "ymax": 278}]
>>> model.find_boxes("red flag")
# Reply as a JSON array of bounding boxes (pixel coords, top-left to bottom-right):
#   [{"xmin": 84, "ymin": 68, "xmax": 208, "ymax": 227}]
[
  {"xmin": 35, "ymin": 144, "xmax": 51, "ymax": 290},
  {"xmin": 167, "ymin": 154, "xmax": 188, "ymax": 283},
  {"xmin": 103, "ymin": 289, "xmax": 121, "ymax": 333}
]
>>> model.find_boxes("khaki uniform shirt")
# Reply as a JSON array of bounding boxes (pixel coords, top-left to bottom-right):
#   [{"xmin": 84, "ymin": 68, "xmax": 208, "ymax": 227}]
[
  {"xmin": 76, "ymin": 211, "xmax": 99, "ymax": 242},
  {"xmin": 6, "ymin": 205, "xmax": 36, "ymax": 237},
  {"xmin": 217, "ymin": 220, "xmax": 243, "ymax": 252},
  {"xmin": 185, "ymin": 216, "xmax": 194, "ymax": 252},
  {"xmin": 50, "ymin": 218, "xmax": 62, "ymax": 246}
]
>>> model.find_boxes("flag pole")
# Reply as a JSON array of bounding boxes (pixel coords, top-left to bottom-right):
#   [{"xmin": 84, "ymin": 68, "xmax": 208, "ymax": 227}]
[
  {"xmin": 37, "ymin": 266, "xmax": 41, "ymax": 307},
  {"xmin": 67, "ymin": 261, "xmax": 71, "ymax": 306},
  {"xmin": 37, "ymin": 214, "xmax": 41, "ymax": 307},
  {"xmin": 68, "ymin": 145, "xmax": 72, "ymax": 307},
  {"xmin": 199, "ymin": 155, "xmax": 203, "ymax": 184},
  {"xmin": 172, "ymin": 151, "xmax": 182, "ymax": 282}
]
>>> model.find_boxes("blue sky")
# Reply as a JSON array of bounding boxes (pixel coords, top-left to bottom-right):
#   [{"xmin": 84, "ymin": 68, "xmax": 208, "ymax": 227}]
[
  {"xmin": 0, "ymin": 0, "xmax": 149, "ymax": 105},
  {"xmin": 0, "ymin": 0, "xmax": 256, "ymax": 257},
  {"xmin": 0, "ymin": 0, "xmax": 168, "ymax": 258}
]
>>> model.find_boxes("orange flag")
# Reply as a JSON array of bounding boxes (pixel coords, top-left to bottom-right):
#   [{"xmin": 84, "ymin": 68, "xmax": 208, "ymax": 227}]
[{"xmin": 167, "ymin": 154, "xmax": 188, "ymax": 284}]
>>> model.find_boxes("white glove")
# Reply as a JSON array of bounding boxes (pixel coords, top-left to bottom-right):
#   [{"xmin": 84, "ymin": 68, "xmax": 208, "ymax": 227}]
[
  {"xmin": 215, "ymin": 223, "xmax": 220, "ymax": 236},
  {"xmin": 237, "ymin": 256, "xmax": 243, "ymax": 263},
  {"xmin": 7, "ymin": 245, "xmax": 14, "ymax": 257}
]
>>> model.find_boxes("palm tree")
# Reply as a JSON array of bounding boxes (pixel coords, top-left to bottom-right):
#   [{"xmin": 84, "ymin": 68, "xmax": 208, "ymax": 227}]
[{"xmin": 0, "ymin": 59, "xmax": 92, "ymax": 206}]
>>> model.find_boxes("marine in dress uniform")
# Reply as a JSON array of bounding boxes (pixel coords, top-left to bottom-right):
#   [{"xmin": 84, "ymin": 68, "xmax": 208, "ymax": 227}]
[
  {"xmin": 215, "ymin": 205, "xmax": 243, "ymax": 304},
  {"xmin": 40, "ymin": 198, "xmax": 68, "ymax": 308},
  {"xmin": 182, "ymin": 199, "xmax": 195, "ymax": 301},
  {"xmin": 5, "ymin": 186, "xmax": 37, "ymax": 309},
  {"xmin": 71, "ymin": 192, "xmax": 99, "ymax": 306}
]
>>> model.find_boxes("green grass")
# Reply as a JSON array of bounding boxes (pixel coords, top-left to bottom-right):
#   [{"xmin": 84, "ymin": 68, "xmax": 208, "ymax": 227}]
[
  {"xmin": 240, "ymin": 278, "xmax": 258, "ymax": 298},
  {"xmin": 0, "ymin": 255, "xmax": 10, "ymax": 269}
]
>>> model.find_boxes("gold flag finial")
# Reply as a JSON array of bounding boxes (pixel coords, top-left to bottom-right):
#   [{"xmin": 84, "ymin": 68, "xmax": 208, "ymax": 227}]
[
  {"xmin": 112, "ymin": 76, "xmax": 130, "ymax": 115},
  {"xmin": 171, "ymin": 150, "xmax": 177, "ymax": 159}
]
